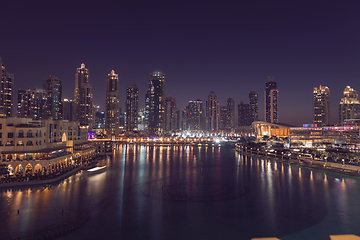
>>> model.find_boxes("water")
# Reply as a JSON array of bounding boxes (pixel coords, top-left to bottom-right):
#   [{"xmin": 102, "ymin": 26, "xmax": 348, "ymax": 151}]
[{"xmin": 1, "ymin": 144, "xmax": 360, "ymax": 239}]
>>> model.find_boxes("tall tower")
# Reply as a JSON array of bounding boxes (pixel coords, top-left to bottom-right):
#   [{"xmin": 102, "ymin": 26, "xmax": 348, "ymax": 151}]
[
  {"xmin": 226, "ymin": 98, "xmax": 234, "ymax": 129},
  {"xmin": 62, "ymin": 99, "xmax": 74, "ymax": 121},
  {"xmin": 0, "ymin": 57, "xmax": 14, "ymax": 117},
  {"xmin": 339, "ymin": 86, "xmax": 360, "ymax": 126},
  {"xmin": 148, "ymin": 72, "xmax": 165, "ymax": 135},
  {"xmin": 17, "ymin": 89, "xmax": 26, "ymax": 117},
  {"xmin": 313, "ymin": 85, "xmax": 330, "ymax": 127},
  {"xmin": 126, "ymin": 84, "xmax": 138, "ymax": 132},
  {"xmin": 206, "ymin": 91, "xmax": 219, "ymax": 131},
  {"xmin": 43, "ymin": 75, "xmax": 62, "ymax": 120},
  {"xmin": 238, "ymin": 101, "xmax": 250, "ymax": 126},
  {"xmin": 249, "ymin": 91, "xmax": 258, "ymax": 123},
  {"xmin": 164, "ymin": 96, "xmax": 178, "ymax": 132},
  {"xmin": 105, "ymin": 70, "xmax": 120, "ymax": 135},
  {"xmin": 186, "ymin": 100, "xmax": 204, "ymax": 131},
  {"xmin": 219, "ymin": 106, "xmax": 228, "ymax": 130},
  {"xmin": 265, "ymin": 75, "xmax": 278, "ymax": 123},
  {"xmin": 21, "ymin": 88, "xmax": 48, "ymax": 119},
  {"xmin": 74, "ymin": 63, "xmax": 93, "ymax": 127}
]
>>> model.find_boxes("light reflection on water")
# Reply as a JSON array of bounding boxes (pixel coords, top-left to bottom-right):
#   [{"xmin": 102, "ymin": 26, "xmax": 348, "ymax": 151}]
[{"xmin": 1, "ymin": 145, "xmax": 360, "ymax": 239}]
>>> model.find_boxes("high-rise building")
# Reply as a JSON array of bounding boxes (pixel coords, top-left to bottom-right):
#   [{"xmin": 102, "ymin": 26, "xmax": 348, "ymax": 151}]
[
  {"xmin": 313, "ymin": 85, "xmax": 330, "ymax": 127},
  {"xmin": 339, "ymin": 86, "xmax": 360, "ymax": 126},
  {"xmin": 238, "ymin": 101, "xmax": 250, "ymax": 126},
  {"xmin": 265, "ymin": 75, "xmax": 278, "ymax": 123},
  {"xmin": 226, "ymin": 98, "xmax": 234, "ymax": 130},
  {"xmin": 17, "ymin": 89, "xmax": 26, "ymax": 117},
  {"xmin": 144, "ymin": 90, "xmax": 150, "ymax": 131},
  {"xmin": 20, "ymin": 88, "xmax": 48, "ymax": 119},
  {"xmin": 62, "ymin": 99, "xmax": 74, "ymax": 121},
  {"xmin": 206, "ymin": 91, "xmax": 219, "ymax": 131},
  {"xmin": 249, "ymin": 91, "xmax": 258, "ymax": 123},
  {"xmin": 43, "ymin": 75, "xmax": 62, "ymax": 120},
  {"xmin": 138, "ymin": 108, "xmax": 148, "ymax": 131},
  {"xmin": 105, "ymin": 70, "xmax": 120, "ymax": 135},
  {"xmin": 219, "ymin": 106, "xmax": 228, "ymax": 130},
  {"xmin": 74, "ymin": 63, "xmax": 93, "ymax": 127},
  {"xmin": 95, "ymin": 111, "xmax": 105, "ymax": 129},
  {"xmin": 185, "ymin": 100, "xmax": 204, "ymax": 131},
  {"xmin": 148, "ymin": 72, "xmax": 165, "ymax": 135},
  {"xmin": 181, "ymin": 107, "xmax": 188, "ymax": 131},
  {"xmin": 126, "ymin": 84, "xmax": 138, "ymax": 132},
  {"xmin": 0, "ymin": 57, "xmax": 14, "ymax": 117},
  {"xmin": 164, "ymin": 96, "xmax": 179, "ymax": 132}
]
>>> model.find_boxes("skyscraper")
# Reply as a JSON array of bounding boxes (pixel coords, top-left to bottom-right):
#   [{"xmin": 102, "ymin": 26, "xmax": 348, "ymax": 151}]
[
  {"xmin": 105, "ymin": 70, "xmax": 120, "ymax": 135},
  {"xmin": 19, "ymin": 88, "xmax": 48, "ymax": 119},
  {"xmin": 126, "ymin": 84, "xmax": 138, "ymax": 132},
  {"xmin": 144, "ymin": 90, "xmax": 150, "ymax": 130},
  {"xmin": 185, "ymin": 100, "xmax": 204, "ymax": 131},
  {"xmin": 265, "ymin": 75, "xmax": 278, "ymax": 123},
  {"xmin": 164, "ymin": 96, "xmax": 178, "ymax": 132},
  {"xmin": 313, "ymin": 85, "xmax": 330, "ymax": 127},
  {"xmin": 148, "ymin": 72, "xmax": 165, "ymax": 135},
  {"xmin": 339, "ymin": 86, "xmax": 360, "ymax": 126},
  {"xmin": 74, "ymin": 63, "xmax": 93, "ymax": 127},
  {"xmin": 206, "ymin": 91, "xmax": 219, "ymax": 131},
  {"xmin": 219, "ymin": 106, "xmax": 228, "ymax": 130},
  {"xmin": 17, "ymin": 89, "xmax": 26, "ymax": 117},
  {"xmin": 249, "ymin": 91, "xmax": 258, "ymax": 123},
  {"xmin": 43, "ymin": 75, "xmax": 62, "ymax": 120},
  {"xmin": 0, "ymin": 57, "xmax": 14, "ymax": 117},
  {"xmin": 238, "ymin": 101, "xmax": 250, "ymax": 126},
  {"xmin": 62, "ymin": 99, "xmax": 74, "ymax": 121},
  {"xmin": 226, "ymin": 98, "xmax": 234, "ymax": 129}
]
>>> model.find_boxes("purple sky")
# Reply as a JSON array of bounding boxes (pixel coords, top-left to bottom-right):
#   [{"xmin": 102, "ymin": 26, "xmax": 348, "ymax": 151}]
[{"xmin": 1, "ymin": 0, "xmax": 360, "ymax": 126}]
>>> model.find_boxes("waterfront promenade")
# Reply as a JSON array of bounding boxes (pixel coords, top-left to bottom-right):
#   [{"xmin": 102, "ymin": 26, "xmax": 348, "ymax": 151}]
[{"xmin": 237, "ymin": 145, "xmax": 360, "ymax": 178}]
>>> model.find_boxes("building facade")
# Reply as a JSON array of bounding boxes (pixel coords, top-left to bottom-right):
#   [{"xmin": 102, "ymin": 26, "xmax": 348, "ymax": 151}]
[
  {"xmin": 17, "ymin": 89, "xmax": 26, "ymax": 117},
  {"xmin": 313, "ymin": 85, "xmax": 330, "ymax": 127},
  {"xmin": 0, "ymin": 117, "xmax": 96, "ymax": 177},
  {"xmin": 185, "ymin": 100, "xmax": 204, "ymax": 131},
  {"xmin": 226, "ymin": 98, "xmax": 234, "ymax": 130},
  {"xmin": 238, "ymin": 101, "xmax": 250, "ymax": 126},
  {"xmin": 265, "ymin": 75, "xmax": 278, "ymax": 123},
  {"xmin": 206, "ymin": 91, "xmax": 219, "ymax": 131},
  {"xmin": 148, "ymin": 72, "xmax": 165, "ymax": 135},
  {"xmin": 126, "ymin": 84, "xmax": 138, "ymax": 132},
  {"xmin": 43, "ymin": 75, "xmax": 62, "ymax": 120},
  {"xmin": 0, "ymin": 57, "xmax": 14, "ymax": 117},
  {"xmin": 74, "ymin": 63, "xmax": 93, "ymax": 128},
  {"xmin": 339, "ymin": 86, "xmax": 360, "ymax": 126},
  {"xmin": 164, "ymin": 96, "xmax": 179, "ymax": 132},
  {"xmin": 62, "ymin": 99, "xmax": 74, "ymax": 121},
  {"xmin": 249, "ymin": 91, "xmax": 258, "ymax": 123},
  {"xmin": 18, "ymin": 88, "xmax": 48, "ymax": 119},
  {"xmin": 105, "ymin": 70, "xmax": 120, "ymax": 136}
]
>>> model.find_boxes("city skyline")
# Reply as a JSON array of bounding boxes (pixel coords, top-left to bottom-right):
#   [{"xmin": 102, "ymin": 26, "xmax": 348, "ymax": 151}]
[{"xmin": 1, "ymin": 1, "xmax": 360, "ymax": 126}]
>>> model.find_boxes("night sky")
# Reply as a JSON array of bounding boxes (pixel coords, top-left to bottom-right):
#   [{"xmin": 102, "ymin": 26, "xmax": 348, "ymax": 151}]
[{"xmin": 1, "ymin": 0, "xmax": 360, "ymax": 126}]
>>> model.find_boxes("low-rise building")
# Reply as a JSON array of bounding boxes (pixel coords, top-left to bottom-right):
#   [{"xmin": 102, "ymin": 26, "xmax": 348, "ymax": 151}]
[{"xmin": 0, "ymin": 116, "xmax": 96, "ymax": 177}]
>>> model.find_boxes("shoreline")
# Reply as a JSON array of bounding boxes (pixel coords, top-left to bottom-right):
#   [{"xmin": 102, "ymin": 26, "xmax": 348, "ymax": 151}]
[
  {"xmin": 236, "ymin": 149, "xmax": 360, "ymax": 178},
  {"xmin": 0, "ymin": 162, "xmax": 100, "ymax": 189}
]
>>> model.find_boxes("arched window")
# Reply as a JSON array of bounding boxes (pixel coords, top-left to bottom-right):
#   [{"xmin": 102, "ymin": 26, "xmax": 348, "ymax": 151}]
[
  {"xmin": 18, "ymin": 130, "xmax": 24, "ymax": 138},
  {"xmin": 17, "ymin": 141, "xmax": 24, "ymax": 146},
  {"xmin": 27, "ymin": 130, "xmax": 33, "ymax": 138},
  {"xmin": 26, "ymin": 140, "xmax": 33, "ymax": 146}
]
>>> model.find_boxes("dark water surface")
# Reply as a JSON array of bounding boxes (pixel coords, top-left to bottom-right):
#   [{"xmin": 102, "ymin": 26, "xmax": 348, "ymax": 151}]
[{"xmin": 1, "ymin": 144, "xmax": 360, "ymax": 239}]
